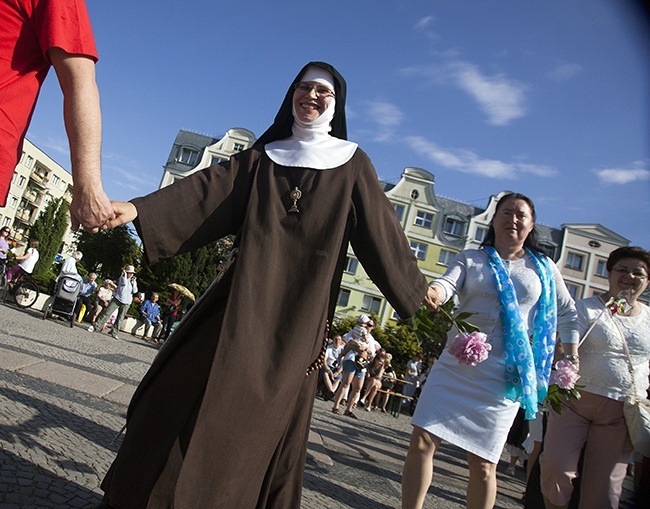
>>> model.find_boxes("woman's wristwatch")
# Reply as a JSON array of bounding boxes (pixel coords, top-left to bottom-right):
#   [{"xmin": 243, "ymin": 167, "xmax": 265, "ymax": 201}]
[{"xmin": 564, "ymin": 353, "xmax": 580, "ymax": 363}]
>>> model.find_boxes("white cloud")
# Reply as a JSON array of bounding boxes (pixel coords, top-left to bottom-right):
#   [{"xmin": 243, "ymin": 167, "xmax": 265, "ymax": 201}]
[
  {"xmin": 546, "ymin": 63, "xmax": 583, "ymax": 82},
  {"xmin": 415, "ymin": 16, "xmax": 434, "ymax": 31},
  {"xmin": 448, "ymin": 61, "xmax": 527, "ymax": 125},
  {"xmin": 42, "ymin": 137, "xmax": 70, "ymax": 157},
  {"xmin": 368, "ymin": 101, "xmax": 403, "ymax": 127},
  {"xmin": 366, "ymin": 101, "xmax": 404, "ymax": 142},
  {"xmin": 596, "ymin": 166, "xmax": 650, "ymax": 185},
  {"xmin": 397, "ymin": 60, "xmax": 528, "ymax": 125},
  {"xmin": 405, "ymin": 136, "xmax": 556, "ymax": 179}
]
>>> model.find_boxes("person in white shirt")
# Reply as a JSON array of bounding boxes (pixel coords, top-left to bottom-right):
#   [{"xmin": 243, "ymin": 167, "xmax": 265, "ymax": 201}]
[
  {"xmin": 331, "ymin": 314, "xmax": 371, "ymax": 418},
  {"xmin": 7, "ymin": 240, "xmax": 39, "ymax": 281},
  {"xmin": 320, "ymin": 335, "xmax": 344, "ymax": 399},
  {"xmin": 58, "ymin": 251, "xmax": 83, "ymax": 280}
]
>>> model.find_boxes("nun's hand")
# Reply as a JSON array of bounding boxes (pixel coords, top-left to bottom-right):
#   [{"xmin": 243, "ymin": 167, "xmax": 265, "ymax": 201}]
[{"xmin": 104, "ymin": 201, "xmax": 138, "ymax": 229}]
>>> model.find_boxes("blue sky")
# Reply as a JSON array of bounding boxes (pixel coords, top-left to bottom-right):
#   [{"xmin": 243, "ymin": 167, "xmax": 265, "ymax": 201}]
[{"xmin": 27, "ymin": 0, "xmax": 649, "ymax": 247}]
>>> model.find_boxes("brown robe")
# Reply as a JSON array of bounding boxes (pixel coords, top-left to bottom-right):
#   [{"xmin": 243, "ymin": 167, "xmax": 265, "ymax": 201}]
[{"xmin": 101, "ymin": 146, "xmax": 428, "ymax": 508}]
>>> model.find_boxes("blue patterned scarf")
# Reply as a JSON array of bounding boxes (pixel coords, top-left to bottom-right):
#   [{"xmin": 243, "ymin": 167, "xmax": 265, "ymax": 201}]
[{"xmin": 484, "ymin": 246, "xmax": 557, "ymax": 420}]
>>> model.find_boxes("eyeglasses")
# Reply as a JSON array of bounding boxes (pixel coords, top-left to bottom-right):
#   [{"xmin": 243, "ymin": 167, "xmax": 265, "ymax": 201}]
[
  {"xmin": 611, "ymin": 267, "xmax": 648, "ymax": 279},
  {"xmin": 294, "ymin": 82, "xmax": 335, "ymax": 98}
]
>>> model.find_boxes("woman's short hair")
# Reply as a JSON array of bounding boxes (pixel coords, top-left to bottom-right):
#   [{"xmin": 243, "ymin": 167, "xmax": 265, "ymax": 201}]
[
  {"xmin": 606, "ymin": 246, "xmax": 650, "ymax": 273},
  {"xmin": 480, "ymin": 192, "xmax": 542, "ymax": 253}
]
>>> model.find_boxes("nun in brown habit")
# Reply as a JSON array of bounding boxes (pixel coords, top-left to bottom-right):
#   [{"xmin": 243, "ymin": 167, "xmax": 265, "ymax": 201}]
[{"xmin": 99, "ymin": 61, "xmax": 430, "ymax": 508}]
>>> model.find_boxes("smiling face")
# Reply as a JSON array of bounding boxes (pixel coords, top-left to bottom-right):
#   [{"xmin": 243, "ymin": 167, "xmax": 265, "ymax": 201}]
[
  {"xmin": 608, "ymin": 257, "xmax": 649, "ymax": 300},
  {"xmin": 492, "ymin": 198, "xmax": 535, "ymax": 248},
  {"xmin": 292, "ymin": 81, "xmax": 335, "ymax": 124}
]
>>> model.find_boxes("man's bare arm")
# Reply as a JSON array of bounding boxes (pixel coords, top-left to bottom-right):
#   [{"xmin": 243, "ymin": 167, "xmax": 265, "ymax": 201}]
[{"xmin": 49, "ymin": 47, "xmax": 114, "ymax": 232}]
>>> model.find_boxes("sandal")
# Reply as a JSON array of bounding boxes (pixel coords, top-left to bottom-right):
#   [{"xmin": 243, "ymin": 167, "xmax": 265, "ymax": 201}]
[
  {"xmin": 332, "ymin": 408, "xmax": 342, "ymax": 415},
  {"xmin": 344, "ymin": 410, "xmax": 358, "ymax": 419}
]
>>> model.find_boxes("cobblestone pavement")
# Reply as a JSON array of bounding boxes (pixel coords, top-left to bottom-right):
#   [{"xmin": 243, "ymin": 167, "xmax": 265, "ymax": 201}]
[{"xmin": 0, "ymin": 303, "xmax": 636, "ymax": 508}]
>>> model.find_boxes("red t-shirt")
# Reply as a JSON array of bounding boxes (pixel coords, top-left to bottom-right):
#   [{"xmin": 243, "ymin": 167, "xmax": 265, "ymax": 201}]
[{"xmin": 0, "ymin": 0, "xmax": 98, "ymax": 206}]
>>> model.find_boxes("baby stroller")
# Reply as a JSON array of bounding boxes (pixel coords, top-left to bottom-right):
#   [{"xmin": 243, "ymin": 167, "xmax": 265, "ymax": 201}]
[{"xmin": 42, "ymin": 274, "xmax": 82, "ymax": 327}]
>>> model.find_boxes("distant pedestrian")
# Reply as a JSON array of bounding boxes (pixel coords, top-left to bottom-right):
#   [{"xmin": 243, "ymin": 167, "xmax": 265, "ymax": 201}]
[
  {"xmin": 403, "ymin": 352, "xmax": 423, "ymax": 400},
  {"xmin": 159, "ymin": 289, "xmax": 182, "ymax": 341},
  {"xmin": 75, "ymin": 272, "xmax": 98, "ymax": 319},
  {"xmin": 89, "ymin": 279, "xmax": 115, "ymax": 325},
  {"xmin": 6, "ymin": 240, "xmax": 39, "ymax": 282},
  {"xmin": 0, "ymin": 226, "xmax": 11, "ymax": 271},
  {"xmin": 58, "ymin": 251, "xmax": 83, "ymax": 280},
  {"xmin": 131, "ymin": 293, "xmax": 162, "ymax": 341},
  {"xmin": 332, "ymin": 314, "xmax": 372, "ymax": 418},
  {"xmin": 88, "ymin": 265, "xmax": 137, "ymax": 339}
]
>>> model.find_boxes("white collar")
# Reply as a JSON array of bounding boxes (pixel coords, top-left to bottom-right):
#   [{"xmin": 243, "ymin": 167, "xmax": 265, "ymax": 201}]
[
  {"xmin": 265, "ymin": 96, "xmax": 357, "ymax": 169},
  {"xmin": 265, "ymin": 134, "xmax": 357, "ymax": 169}
]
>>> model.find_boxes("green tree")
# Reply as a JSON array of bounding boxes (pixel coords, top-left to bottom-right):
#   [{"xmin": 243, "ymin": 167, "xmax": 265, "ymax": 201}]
[
  {"xmin": 29, "ymin": 197, "xmax": 70, "ymax": 285},
  {"xmin": 329, "ymin": 302, "xmax": 456, "ymax": 377},
  {"xmin": 135, "ymin": 235, "xmax": 235, "ymax": 302},
  {"xmin": 76, "ymin": 225, "xmax": 141, "ymax": 279}
]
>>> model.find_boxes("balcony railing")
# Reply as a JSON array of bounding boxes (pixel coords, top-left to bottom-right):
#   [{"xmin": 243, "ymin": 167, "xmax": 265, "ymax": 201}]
[{"xmin": 29, "ymin": 172, "xmax": 48, "ymax": 188}]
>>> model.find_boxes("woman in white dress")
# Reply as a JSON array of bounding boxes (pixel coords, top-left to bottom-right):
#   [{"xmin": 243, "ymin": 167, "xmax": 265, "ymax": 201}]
[{"xmin": 402, "ymin": 193, "xmax": 580, "ymax": 509}]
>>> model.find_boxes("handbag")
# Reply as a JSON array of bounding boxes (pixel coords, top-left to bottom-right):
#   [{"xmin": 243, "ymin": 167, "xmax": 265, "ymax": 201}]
[
  {"xmin": 623, "ymin": 395, "xmax": 650, "ymax": 457},
  {"xmin": 612, "ymin": 316, "xmax": 650, "ymax": 457},
  {"xmin": 355, "ymin": 352, "xmax": 369, "ymax": 370}
]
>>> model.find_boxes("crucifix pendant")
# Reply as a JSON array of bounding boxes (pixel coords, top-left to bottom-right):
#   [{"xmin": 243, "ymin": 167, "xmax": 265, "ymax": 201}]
[{"xmin": 288, "ymin": 186, "xmax": 302, "ymax": 213}]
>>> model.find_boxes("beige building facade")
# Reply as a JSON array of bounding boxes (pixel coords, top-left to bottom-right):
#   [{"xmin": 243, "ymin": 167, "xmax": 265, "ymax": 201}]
[{"xmin": 0, "ymin": 139, "xmax": 77, "ymax": 257}]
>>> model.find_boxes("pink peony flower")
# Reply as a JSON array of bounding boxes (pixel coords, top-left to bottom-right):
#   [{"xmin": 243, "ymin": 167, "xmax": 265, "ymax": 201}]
[
  {"xmin": 448, "ymin": 331, "xmax": 492, "ymax": 366},
  {"xmin": 549, "ymin": 359, "xmax": 581, "ymax": 390}
]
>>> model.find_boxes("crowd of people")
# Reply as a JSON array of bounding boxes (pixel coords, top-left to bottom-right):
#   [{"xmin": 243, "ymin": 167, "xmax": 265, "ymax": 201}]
[
  {"xmin": 1, "ymin": 235, "xmax": 185, "ymax": 344},
  {"xmin": 1, "ymin": 3, "xmax": 648, "ymax": 507}
]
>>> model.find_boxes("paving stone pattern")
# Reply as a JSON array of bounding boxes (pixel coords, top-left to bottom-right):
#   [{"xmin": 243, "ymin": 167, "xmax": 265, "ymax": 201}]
[{"xmin": 0, "ymin": 303, "xmax": 636, "ymax": 508}]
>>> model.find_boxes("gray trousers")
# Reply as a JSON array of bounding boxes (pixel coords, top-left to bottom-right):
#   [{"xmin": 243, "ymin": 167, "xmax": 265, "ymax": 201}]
[{"xmin": 95, "ymin": 298, "xmax": 129, "ymax": 333}]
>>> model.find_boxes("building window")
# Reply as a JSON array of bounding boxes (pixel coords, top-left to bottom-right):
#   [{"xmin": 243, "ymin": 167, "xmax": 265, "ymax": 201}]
[
  {"xmin": 595, "ymin": 260, "xmax": 608, "ymax": 278},
  {"xmin": 410, "ymin": 189, "xmax": 419, "ymax": 200},
  {"xmin": 391, "ymin": 309, "xmax": 401, "ymax": 320},
  {"xmin": 179, "ymin": 147, "xmax": 199, "ymax": 166},
  {"xmin": 337, "ymin": 289, "xmax": 350, "ymax": 307},
  {"xmin": 50, "ymin": 175, "xmax": 60, "ymax": 186},
  {"xmin": 344, "ymin": 256, "xmax": 358, "ymax": 274},
  {"xmin": 443, "ymin": 217, "xmax": 464, "ymax": 237},
  {"xmin": 233, "ymin": 143, "xmax": 245, "ymax": 152},
  {"xmin": 394, "ymin": 204, "xmax": 405, "ymax": 222},
  {"xmin": 1, "ymin": 216, "xmax": 10, "ymax": 227},
  {"xmin": 59, "ymin": 180, "xmax": 67, "ymax": 191},
  {"xmin": 410, "ymin": 241, "xmax": 428, "ymax": 261},
  {"xmin": 565, "ymin": 252, "xmax": 584, "ymax": 271},
  {"xmin": 438, "ymin": 249, "xmax": 456, "ymax": 266},
  {"xmin": 540, "ymin": 244, "xmax": 556, "ymax": 260},
  {"xmin": 211, "ymin": 156, "xmax": 225, "ymax": 166},
  {"xmin": 24, "ymin": 155, "xmax": 34, "ymax": 168},
  {"xmin": 566, "ymin": 283, "xmax": 581, "ymax": 300},
  {"xmin": 361, "ymin": 294, "xmax": 382, "ymax": 314},
  {"xmin": 9, "ymin": 195, "xmax": 18, "ymax": 208},
  {"xmin": 17, "ymin": 176, "xmax": 26, "ymax": 188},
  {"xmin": 414, "ymin": 210, "xmax": 434, "ymax": 228},
  {"xmin": 474, "ymin": 227, "xmax": 488, "ymax": 243}
]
